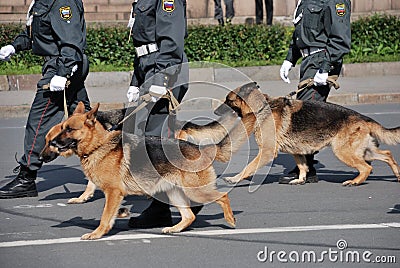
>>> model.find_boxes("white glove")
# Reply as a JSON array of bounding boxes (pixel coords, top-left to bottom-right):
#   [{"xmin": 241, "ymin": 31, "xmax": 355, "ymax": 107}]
[
  {"xmin": 280, "ymin": 60, "xmax": 293, "ymax": 83},
  {"xmin": 313, "ymin": 70, "xmax": 328, "ymax": 86},
  {"xmin": 126, "ymin": 86, "xmax": 140, "ymax": 102},
  {"xmin": 49, "ymin": 75, "xmax": 67, "ymax": 91},
  {"xmin": 149, "ymin": 85, "xmax": 167, "ymax": 102},
  {"xmin": 0, "ymin": 45, "xmax": 16, "ymax": 61}
]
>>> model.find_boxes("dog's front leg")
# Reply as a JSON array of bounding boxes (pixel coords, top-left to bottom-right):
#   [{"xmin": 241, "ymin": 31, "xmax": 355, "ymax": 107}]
[
  {"xmin": 68, "ymin": 180, "xmax": 96, "ymax": 204},
  {"xmin": 224, "ymin": 148, "xmax": 274, "ymax": 184},
  {"xmin": 289, "ymin": 155, "xmax": 308, "ymax": 185},
  {"xmin": 81, "ymin": 189, "xmax": 124, "ymax": 240}
]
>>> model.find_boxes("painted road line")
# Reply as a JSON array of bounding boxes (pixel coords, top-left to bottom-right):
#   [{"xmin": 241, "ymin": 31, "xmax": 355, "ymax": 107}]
[{"xmin": 0, "ymin": 222, "xmax": 399, "ymax": 248}]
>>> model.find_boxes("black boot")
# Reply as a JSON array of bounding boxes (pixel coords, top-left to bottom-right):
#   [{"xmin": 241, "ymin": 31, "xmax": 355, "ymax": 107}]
[
  {"xmin": 128, "ymin": 199, "xmax": 172, "ymax": 228},
  {"xmin": 0, "ymin": 165, "xmax": 38, "ymax": 199},
  {"xmin": 128, "ymin": 199, "xmax": 204, "ymax": 228},
  {"xmin": 218, "ymin": 18, "xmax": 224, "ymax": 26},
  {"xmin": 278, "ymin": 155, "xmax": 318, "ymax": 184}
]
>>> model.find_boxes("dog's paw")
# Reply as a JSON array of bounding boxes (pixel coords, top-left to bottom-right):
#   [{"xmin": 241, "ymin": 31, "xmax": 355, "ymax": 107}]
[
  {"xmin": 67, "ymin": 197, "xmax": 85, "ymax": 204},
  {"xmin": 68, "ymin": 194, "xmax": 93, "ymax": 204},
  {"xmin": 342, "ymin": 180, "xmax": 359, "ymax": 186},
  {"xmin": 81, "ymin": 232, "xmax": 102, "ymax": 240},
  {"xmin": 289, "ymin": 178, "xmax": 305, "ymax": 185},
  {"xmin": 226, "ymin": 215, "xmax": 236, "ymax": 228},
  {"xmin": 162, "ymin": 226, "xmax": 181, "ymax": 234},
  {"xmin": 223, "ymin": 176, "xmax": 241, "ymax": 184}
]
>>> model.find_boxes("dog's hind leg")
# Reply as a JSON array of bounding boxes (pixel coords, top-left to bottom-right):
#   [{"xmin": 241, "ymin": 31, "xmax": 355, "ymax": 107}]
[
  {"xmin": 81, "ymin": 189, "xmax": 124, "ymax": 240},
  {"xmin": 289, "ymin": 154, "xmax": 308, "ymax": 185},
  {"xmin": 162, "ymin": 188, "xmax": 195, "ymax": 234},
  {"xmin": 68, "ymin": 180, "xmax": 96, "ymax": 204},
  {"xmin": 215, "ymin": 192, "xmax": 236, "ymax": 227},
  {"xmin": 333, "ymin": 143, "xmax": 373, "ymax": 186},
  {"xmin": 365, "ymin": 148, "xmax": 400, "ymax": 182}
]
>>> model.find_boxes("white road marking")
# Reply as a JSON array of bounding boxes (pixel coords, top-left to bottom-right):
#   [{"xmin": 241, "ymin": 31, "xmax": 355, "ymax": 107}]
[
  {"xmin": 0, "ymin": 222, "xmax": 399, "ymax": 248},
  {"xmin": 0, "ymin": 126, "xmax": 26, "ymax": 129}
]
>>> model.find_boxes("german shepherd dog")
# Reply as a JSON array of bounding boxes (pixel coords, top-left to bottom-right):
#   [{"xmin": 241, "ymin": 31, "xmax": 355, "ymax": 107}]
[
  {"xmin": 42, "ymin": 102, "xmax": 236, "ymax": 240},
  {"xmin": 40, "ymin": 108, "xmax": 127, "ymax": 204},
  {"xmin": 177, "ymin": 82, "xmax": 400, "ymax": 186}
]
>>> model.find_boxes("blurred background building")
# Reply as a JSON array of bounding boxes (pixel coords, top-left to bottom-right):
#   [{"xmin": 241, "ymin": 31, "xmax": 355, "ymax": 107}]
[{"xmin": 0, "ymin": 0, "xmax": 399, "ymax": 24}]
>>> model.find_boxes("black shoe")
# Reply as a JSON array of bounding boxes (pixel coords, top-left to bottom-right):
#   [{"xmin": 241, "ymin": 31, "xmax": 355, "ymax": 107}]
[
  {"xmin": 0, "ymin": 165, "xmax": 38, "ymax": 199},
  {"xmin": 278, "ymin": 167, "xmax": 318, "ymax": 184},
  {"xmin": 191, "ymin": 205, "xmax": 203, "ymax": 215},
  {"xmin": 127, "ymin": 200, "xmax": 204, "ymax": 228},
  {"xmin": 218, "ymin": 18, "xmax": 224, "ymax": 26},
  {"xmin": 128, "ymin": 199, "xmax": 172, "ymax": 228}
]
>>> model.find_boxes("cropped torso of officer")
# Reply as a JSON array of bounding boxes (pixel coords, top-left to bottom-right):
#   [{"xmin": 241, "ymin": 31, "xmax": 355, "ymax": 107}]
[
  {"xmin": 280, "ymin": 0, "xmax": 351, "ymax": 101},
  {"xmin": 278, "ymin": 0, "xmax": 351, "ymax": 185},
  {"xmin": 125, "ymin": 0, "xmax": 194, "ymax": 229},
  {"xmin": 126, "ymin": 0, "xmax": 189, "ymax": 137},
  {"xmin": 0, "ymin": 0, "xmax": 90, "ymax": 199}
]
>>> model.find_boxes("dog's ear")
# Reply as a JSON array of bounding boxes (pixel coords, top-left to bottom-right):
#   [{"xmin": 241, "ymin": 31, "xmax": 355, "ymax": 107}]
[
  {"xmin": 85, "ymin": 103, "xmax": 100, "ymax": 127},
  {"xmin": 73, "ymin": 102, "xmax": 86, "ymax": 115}
]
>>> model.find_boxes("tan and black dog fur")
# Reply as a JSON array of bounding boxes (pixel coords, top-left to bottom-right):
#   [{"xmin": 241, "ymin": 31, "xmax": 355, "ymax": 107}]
[
  {"xmin": 42, "ymin": 102, "xmax": 236, "ymax": 240},
  {"xmin": 177, "ymin": 82, "xmax": 400, "ymax": 186}
]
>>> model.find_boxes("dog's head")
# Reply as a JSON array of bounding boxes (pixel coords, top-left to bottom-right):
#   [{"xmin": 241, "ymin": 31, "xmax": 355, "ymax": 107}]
[
  {"xmin": 49, "ymin": 102, "xmax": 100, "ymax": 156},
  {"xmin": 215, "ymin": 82, "xmax": 266, "ymax": 117},
  {"xmin": 39, "ymin": 123, "xmax": 74, "ymax": 163}
]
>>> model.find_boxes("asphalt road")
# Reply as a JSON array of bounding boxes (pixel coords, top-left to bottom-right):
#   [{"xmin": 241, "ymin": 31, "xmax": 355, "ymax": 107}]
[{"xmin": 0, "ymin": 103, "xmax": 399, "ymax": 268}]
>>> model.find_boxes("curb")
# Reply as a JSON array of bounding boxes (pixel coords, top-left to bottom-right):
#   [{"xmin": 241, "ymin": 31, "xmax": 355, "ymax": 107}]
[{"xmin": 1, "ymin": 92, "xmax": 399, "ymax": 119}]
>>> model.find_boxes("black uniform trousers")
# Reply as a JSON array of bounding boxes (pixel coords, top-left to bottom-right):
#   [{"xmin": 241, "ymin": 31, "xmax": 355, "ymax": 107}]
[
  {"xmin": 214, "ymin": 0, "xmax": 235, "ymax": 20},
  {"xmin": 255, "ymin": 0, "xmax": 273, "ymax": 25},
  {"xmin": 19, "ymin": 57, "xmax": 90, "ymax": 171}
]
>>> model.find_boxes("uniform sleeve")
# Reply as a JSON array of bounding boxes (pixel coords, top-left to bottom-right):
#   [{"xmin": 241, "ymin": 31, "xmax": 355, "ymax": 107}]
[
  {"xmin": 153, "ymin": 0, "xmax": 186, "ymax": 87},
  {"xmin": 50, "ymin": 0, "xmax": 86, "ymax": 77},
  {"xmin": 285, "ymin": 33, "xmax": 302, "ymax": 65},
  {"xmin": 12, "ymin": 29, "xmax": 32, "ymax": 52},
  {"xmin": 320, "ymin": 0, "xmax": 351, "ymax": 72}
]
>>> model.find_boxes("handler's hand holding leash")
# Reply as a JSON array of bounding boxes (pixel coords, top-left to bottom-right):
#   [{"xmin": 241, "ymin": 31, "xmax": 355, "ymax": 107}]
[{"xmin": 113, "ymin": 85, "xmax": 179, "ymax": 131}]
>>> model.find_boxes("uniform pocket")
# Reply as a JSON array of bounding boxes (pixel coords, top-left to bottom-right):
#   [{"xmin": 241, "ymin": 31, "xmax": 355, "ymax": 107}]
[
  {"xmin": 303, "ymin": 5, "xmax": 323, "ymax": 28},
  {"xmin": 134, "ymin": 2, "xmax": 155, "ymax": 33}
]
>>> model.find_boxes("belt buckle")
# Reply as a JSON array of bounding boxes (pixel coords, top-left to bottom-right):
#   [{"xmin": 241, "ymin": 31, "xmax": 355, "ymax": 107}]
[{"xmin": 136, "ymin": 46, "xmax": 147, "ymax": 57}]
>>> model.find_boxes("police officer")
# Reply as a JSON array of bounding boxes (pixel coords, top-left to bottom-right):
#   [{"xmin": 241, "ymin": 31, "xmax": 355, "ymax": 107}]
[
  {"xmin": 0, "ymin": 0, "xmax": 90, "ymax": 198},
  {"xmin": 213, "ymin": 0, "xmax": 235, "ymax": 25},
  {"xmin": 278, "ymin": 0, "xmax": 351, "ymax": 184},
  {"xmin": 125, "ymin": 0, "xmax": 201, "ymax": 228}
]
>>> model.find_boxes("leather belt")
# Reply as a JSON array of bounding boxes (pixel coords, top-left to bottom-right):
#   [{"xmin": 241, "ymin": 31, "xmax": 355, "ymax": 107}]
[
  {"xmin": 300, "ymin": 47, "xmax": 325, "ymax": 58},
  {"xmin": 135, "ymin": 43, "xmax": 159, "ymax": 57}
]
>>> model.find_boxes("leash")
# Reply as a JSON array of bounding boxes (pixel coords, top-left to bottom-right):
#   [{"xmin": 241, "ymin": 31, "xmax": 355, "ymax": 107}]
[
  {"xmin": 286, "ymin": 75, "xmax": 340, "ymax": 98},
  {"xmin": 107, "ymin": 89, "xmax": 180, "ymax": 131},
  {"xmin": 42, "ymin": 81, "xmax": 70, "ymax": 120}
]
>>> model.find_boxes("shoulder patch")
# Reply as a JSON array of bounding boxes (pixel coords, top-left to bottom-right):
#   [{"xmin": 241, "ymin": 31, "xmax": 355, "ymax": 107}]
[
  {"xmin": 60, "ymin": 6, "xmax": 72, "ymax": 20},
  {"xmin": 335, "ymin": 3, "xmax": 346, "ymax": 17},
  {"xmin": 162, "ymin": 0, "xmax": 175, "ymax": 12}
]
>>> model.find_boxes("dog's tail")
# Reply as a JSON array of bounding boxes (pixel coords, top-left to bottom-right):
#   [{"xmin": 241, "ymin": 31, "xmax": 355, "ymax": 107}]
[
  {"xmin": 214, "ymin": 113, "xmax": 257, "ymax": 162},
  {"xmin": 370, "ymin": 122, "xmax": 400, "ymax": 145}
]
